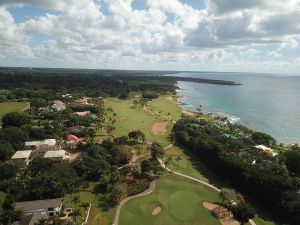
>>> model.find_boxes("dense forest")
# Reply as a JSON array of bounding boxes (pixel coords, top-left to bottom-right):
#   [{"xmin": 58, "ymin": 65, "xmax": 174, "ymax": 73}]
[
  {"xmin": 0, "ymin": 68, "xmax": 238, "ymax": 102},
  {"xmin": 173, "ymin": 118, "xmax": 300, "ymax": 224}
]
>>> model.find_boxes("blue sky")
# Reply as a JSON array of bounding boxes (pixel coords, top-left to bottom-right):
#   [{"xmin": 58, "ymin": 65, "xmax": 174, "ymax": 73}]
[{"xmin": 0, "ymin": 0, "xmax": 300, "ymax": 74}]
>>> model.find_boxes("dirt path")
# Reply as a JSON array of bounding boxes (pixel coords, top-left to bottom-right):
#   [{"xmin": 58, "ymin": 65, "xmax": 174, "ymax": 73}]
[
  {"xmin": 113, "ymin": 181, "xmax": 156, "ymax": 225},
  {"xmin": 128, "ymin": 150, "xmax": 147, "ymax": 166},
  {"xmin": 118, "ymin": 150, "xmax": 148, "ymax": 170},
  {"xmin": 157, "ymin": 158, "xmax": 257, "ymax": 225}
]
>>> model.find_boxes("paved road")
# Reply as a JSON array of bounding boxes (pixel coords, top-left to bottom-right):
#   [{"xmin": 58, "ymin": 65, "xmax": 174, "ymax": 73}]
[
  {"xmin": 112, "ymin": 181, "xmax": 156, "ymax": 225},
  {"xmin": 158, "ymin": 158, "xmax": 257, "ymax": 225}
]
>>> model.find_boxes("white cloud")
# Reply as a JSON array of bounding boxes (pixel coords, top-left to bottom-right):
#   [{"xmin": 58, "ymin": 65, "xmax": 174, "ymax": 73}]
[
  {"xmin": 245, "ymin": 49, "xmax": 261, "ymax": 56},
  {"xmin": 280, "ymin": 36, "xmax": 299, "ymax": 50},
  {"xmin": 267, "ymin": 51, "xmax": 281, "ymax": 58},
  {"xmin": 0, "ymin": 0, "xmax": 300, "ymax": 73}
]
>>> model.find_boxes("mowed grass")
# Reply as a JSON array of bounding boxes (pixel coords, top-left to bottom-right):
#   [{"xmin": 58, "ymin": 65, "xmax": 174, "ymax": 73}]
[
  {"xmin": 63, "ymin": 182, "xmax": 115, "ymax": 225},
  {"xmin": 164, "ymin": 146, "xmax": 277, "ymax": 225},
  {"xmin": 104, "ymin": 98, "xmax": 173, "ymax": 147},
  {"xmin": 165, "ymin": 145, "xmax": 211, "ymax": 183},
  {"xmin": 0, "ymin": 102, "xmax": 28, "ymax": 123},
  {"xmin": 147, "ymin": 95, "xmax": 182, "ymax": 121},
  {"xmin": 119, "ymin": 174, "xmax": 221, "ymax": 225}
]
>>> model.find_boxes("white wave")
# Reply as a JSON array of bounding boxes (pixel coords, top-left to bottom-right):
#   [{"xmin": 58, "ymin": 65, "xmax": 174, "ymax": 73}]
[{"xmin": 203, "ymin": 111, "xmax": 241, "ymax": 124}]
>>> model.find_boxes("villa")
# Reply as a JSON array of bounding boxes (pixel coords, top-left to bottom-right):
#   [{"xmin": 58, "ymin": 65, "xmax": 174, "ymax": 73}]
[
  {"xmin": 10, "ymin": 150, "xmax": 32, "ymax": 168},
  {"xmin": 255, "ymin": 145, "xmax": 277, "ymax": 156},
  {"xmin": 44, "ymin": 150, "xmax": 70, "ymax": 163},
  {"xmin": 73, "ymin": 111, "xmax": 91, "ymax": 116},
  {"xmin": 62, "ymin": 94, "xmax": 72, "ymax": 98},
  {"xmin": 73, "ymin": 97, "xmax": 91, "ymax": 105},
  {"xmin": 25, "ymin": 139, "xmax": 56, "ymax": 148},
  {"xmin": 15, "ymin": 198, "xmax": 62, "ymax": 217},
  {"xmin": 51, "ymin": 100, "xmax": 66, "ymax": 111}
]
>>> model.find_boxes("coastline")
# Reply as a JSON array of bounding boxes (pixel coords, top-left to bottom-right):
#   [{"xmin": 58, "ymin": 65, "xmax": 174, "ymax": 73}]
[
  {"xmin": 175, "ymin": 84, "xmax": 241, "ymax": 124},
  {"xmin": 174, "ymin": 82, "xmax": 299, "ymax": 145}
]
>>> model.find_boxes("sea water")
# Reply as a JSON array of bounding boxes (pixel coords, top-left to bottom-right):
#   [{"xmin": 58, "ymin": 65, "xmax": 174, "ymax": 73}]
[{"xmin": 173, "ymin": 72, "xmax": 300, "ymax": 144}]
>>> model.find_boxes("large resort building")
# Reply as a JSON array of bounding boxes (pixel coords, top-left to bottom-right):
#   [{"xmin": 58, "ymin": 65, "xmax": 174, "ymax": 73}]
[{"xmin": 10, "ymin": 139, "xmax": 71, "ymax": 167}]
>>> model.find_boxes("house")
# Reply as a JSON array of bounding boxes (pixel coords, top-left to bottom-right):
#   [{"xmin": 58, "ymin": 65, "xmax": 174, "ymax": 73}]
[
  {"xmin": 29, "ymin": 144, "xmax": 61, "ymax": 159},
  {"xmin": 62, "ymin": 94, "xmax": 72, "ymax": 98},
  {"xmin": 25, "ymin": 139, "xmax": 56, "ymax": 149},
  {"xmin": 11, "ymin": 150, "xmax": 32, "ymax": 168},
  {"xmin": 73, "ymin": 97, "xmax": 91, "ymax": 105},
  {"xmin": 15, "ymin": 213, "xmax": 48, "ymax": 225},
  {"xmin": 15, "ymin": 198, "xmax": 62, "ymax": 217},
  {"xmin": 44, "ymin": 150, "xmax": 70, "ymax": 163},
  {"xmin": 96, "ymin": 139, "xmax": 104, "ymax": 145},
  {"xmin": 67, "ymin": 134, "xmax": 81, "ymax": 145},
  {"xmin": 51, "ymin": 100, "xmax": 66, "ymax": 111},
  {"xmin": 73, "ymin": 111, "xmax": 91, "ymax": 116},
  {"xmin": 255, "ymin": 145, "xmax": 277, "ymax": 156}
]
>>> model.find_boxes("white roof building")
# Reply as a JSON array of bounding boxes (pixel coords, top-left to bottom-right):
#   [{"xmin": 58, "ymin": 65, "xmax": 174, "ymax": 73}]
[
  {"xmin": 11, "ymin": 150, "xmax": 32, "ymax": 167},
  {"xmin": 44, "ymin": 150, "xmax": 70, "ymax": 162},
  {"xmin": 11, "ymin": 150, "xmax": 32, "ymax": 159},
  {"xmin": 255, "ymin": 145, "xmax": 272, "ymax": 151},
  {"xmin": 25, "ymin": 139, "xmax": 56, "ymax": 148},
  {"xmin": 255, "ymin": 145, "xmax": 277, "ymax": 156}
]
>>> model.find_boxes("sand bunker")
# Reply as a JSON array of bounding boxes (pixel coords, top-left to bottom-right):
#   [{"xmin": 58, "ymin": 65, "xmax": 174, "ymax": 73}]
[
  {"xmin": 152, "ymin": 121, "xmax": 169, "ymax": 135},
  {"xmin": 152, "ymin": 207, "xmax": 161, "ymax": 216},
  {"xmin": 165, "ymin": 96, "xmax": 173, "ymax": 101},
  {"xmin": 182, "ymin": 110, "xmax": 194, "ymax": 117},
  {"xmin": 203, "ymin": 202, "xmax": 240, "ymax": 225}
]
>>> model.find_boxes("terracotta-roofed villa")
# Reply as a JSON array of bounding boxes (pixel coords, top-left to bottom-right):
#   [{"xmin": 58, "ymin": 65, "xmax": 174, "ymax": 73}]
[
  {"xmin": 51, "ymin": 100, "xmax": 66, "ymax": 111},
  {"xmin": 11, "ymin": 150, "xmax": 32, "ymax": 168},
  {"xmin": 73, "ymin": 111, "xmax": 91, "ymax": 116}
]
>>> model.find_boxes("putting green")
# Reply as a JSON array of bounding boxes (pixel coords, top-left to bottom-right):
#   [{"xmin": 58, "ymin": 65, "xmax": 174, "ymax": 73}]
[
  {"xmin": 119, "ymin": 174, "xmax": 221, "ymax": 225},
  {"xmin": 168, "ymin": 191, "xmax": 199, "ymax": 221}
]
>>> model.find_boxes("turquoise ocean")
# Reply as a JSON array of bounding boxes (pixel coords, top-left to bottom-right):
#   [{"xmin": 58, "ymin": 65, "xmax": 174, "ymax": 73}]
[{"xmin": 172, "ymin": 72, "xmax": 300, "ymax": 144}]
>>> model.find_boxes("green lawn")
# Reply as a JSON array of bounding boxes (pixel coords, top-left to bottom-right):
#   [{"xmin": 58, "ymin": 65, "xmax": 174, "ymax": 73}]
[
  {"xmin": 119, "ymin": 173, "xmax": 221, "ymax": 225},
  {"xmin": 103, "ymin": 95, "xmax": 278, "ymax": 225},
  {"xmin": 104, "ymin": 98, "xmax": 174, "ymax": 147},
  {"xmin": 164, "ymin": 145, "xmax": 278, "ymax": 225},
  {"xmin": 165, "ymin": 145, "xmax": 212, "ymax": 183},
  {"xmin": 63, "ymin": 182, "xmax": 115, "ymax": 225},
  {"xmin": 0, "ymin": 102, "xmax": 28, "ymax": 123},
  {"xmin": 147, "ymin": 95, "xmax": 182, "ymax": 121}
]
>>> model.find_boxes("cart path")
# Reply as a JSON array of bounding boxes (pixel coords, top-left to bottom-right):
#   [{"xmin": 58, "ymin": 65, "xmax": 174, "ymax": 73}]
[
  {"xmin": 157, "ymin": 158, "xmax": 257, "ymax": 225},
  {"xmin": 112, "ymin": 181, "xmax": 156, "ymax": 225}
]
